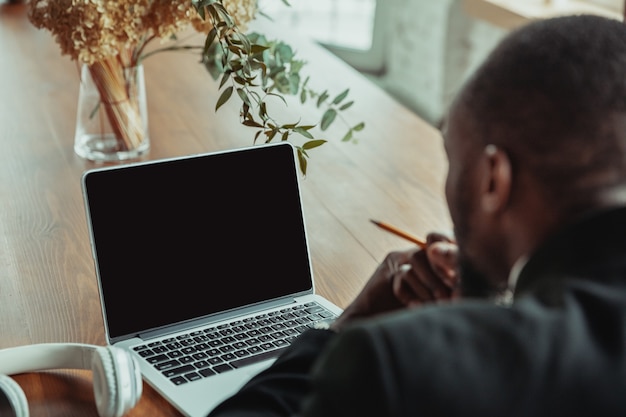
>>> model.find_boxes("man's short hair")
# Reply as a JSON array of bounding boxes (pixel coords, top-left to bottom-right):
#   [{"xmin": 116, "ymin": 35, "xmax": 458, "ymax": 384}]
[{"xmin": 458, "ymin": 14, "xmax": 626, "ymax": 212}]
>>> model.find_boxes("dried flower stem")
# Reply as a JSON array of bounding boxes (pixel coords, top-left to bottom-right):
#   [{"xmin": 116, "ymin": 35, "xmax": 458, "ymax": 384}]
[{"xmin": 87, "ymin": 58, "xmax": 145, "ymax": 151}]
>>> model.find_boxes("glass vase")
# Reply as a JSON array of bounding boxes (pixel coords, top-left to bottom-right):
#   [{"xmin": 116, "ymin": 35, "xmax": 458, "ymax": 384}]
[{"xmin": 74, "ymin": 62, "xmax": 150, "ymax": 162}]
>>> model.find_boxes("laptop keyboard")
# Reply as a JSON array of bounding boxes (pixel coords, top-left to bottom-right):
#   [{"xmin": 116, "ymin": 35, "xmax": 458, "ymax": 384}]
[{"xmin": 133, "ymin": 301, "xmax": 337, "ymax": 386}]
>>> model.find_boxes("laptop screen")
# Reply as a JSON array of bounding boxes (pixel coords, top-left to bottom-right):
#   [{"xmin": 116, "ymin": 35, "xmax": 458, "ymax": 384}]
[{"xmin": 82, "ymin": 143, "xmax": 314, "ymax": 341}]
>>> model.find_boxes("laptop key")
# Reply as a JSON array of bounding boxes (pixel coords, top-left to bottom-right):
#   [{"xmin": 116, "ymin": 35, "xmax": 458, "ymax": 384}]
[
  {"xmin": 247, "ymin": 346, "xmax": 262, "ymax": 354},
  {"xmin": 171, "ymin": 376, "xmax": 188, "ymax": 385},
  {"xmin": 155, "ymin": 359, "xmax": 181, "ymax": 370},
  {"xmin": 162, "ymin": 364, "xmax": 195, "ymax": 378},
  {"xmin": 234, "ymin": 349, "xmax": 249, "ymax": 358},
  {"xmin": 147, "ymin": 354, "xmax": 169, "ymax": 364},
  {"xmin": 181, "ymin": 347, "xmax": 196, "ymax": 355},
  {"xmin": 145, "ymin": 302, "xmax": 336, "ymax": 387},
  {"xmin": 206, "ymin": 349, "xmax": 221, "ymax": 357},
  {"xmin": 230, "ymin": 347, "xmax": 287, "ymax": 369},
  {"xmin": 213, "ymin": 363, "xmax": 234, "ymax": 373},
  {"xmin": 199, "ymin": 368, "xmax": 216, "ymax": 378},
  {"xmin": 185, "ymin": 372, "xmax": 202, "ymax": 382},
  {"xmin": 194, "ymin": 360, "xmax": 210, "ymax": 369},
  {"xmin": 137, "ymin": 349, "xmax": 155, "ymax": 358}
]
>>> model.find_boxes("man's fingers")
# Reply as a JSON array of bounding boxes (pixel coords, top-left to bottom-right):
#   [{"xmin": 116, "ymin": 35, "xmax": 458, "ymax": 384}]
[
  {"xmin": 409, "ymin": 250, "xmax": 451, "ymax": 298},
  {"xmin": 392, "ymin": 264, "xmax": 434, "ymax": 305},
  {"xmin": 427, "ymin": 241, "xmax": 458, "ymax": 288}
]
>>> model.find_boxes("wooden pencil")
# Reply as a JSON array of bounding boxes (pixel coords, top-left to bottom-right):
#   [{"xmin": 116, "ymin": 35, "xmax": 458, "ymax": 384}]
[{"xmin": 370, "ymin": 219, "xmax": 427, "ymax": 249}]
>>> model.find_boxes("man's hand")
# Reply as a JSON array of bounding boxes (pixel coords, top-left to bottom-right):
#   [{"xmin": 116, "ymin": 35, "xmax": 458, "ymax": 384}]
[{"xmin": 331, "ymin": 232, "xmax": 458, "ymax": 331}]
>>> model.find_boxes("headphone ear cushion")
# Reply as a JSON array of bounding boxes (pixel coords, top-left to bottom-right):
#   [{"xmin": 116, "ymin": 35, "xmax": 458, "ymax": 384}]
[
  {"xmin": 0, "ymin": 374, "xmax": 29, "ymax": 417},
  {"xmin": 91, "ymin": 346, "xmax": 142, "ymax": 417}
]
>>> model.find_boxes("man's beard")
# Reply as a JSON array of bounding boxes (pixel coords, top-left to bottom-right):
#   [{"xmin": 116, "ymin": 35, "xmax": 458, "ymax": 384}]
[{"xmin": 457, "ymin": 253, "xmax": 502, "ymax": 299}]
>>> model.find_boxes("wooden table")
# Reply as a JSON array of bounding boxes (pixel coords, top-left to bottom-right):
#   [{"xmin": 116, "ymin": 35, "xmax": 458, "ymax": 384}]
[{"xmin": 0, "ymin": 3, "xmax": 450, "ymax": 416}]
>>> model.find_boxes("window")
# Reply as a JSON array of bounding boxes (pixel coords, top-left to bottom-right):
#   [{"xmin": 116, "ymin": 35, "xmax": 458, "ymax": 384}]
[{"xmin": 257, "ymin": 0, "xmax": 385, "ymax": 73}]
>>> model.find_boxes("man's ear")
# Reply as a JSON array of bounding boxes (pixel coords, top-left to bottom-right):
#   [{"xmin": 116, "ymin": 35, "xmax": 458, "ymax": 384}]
[{"xmin": 480, "ymin": 144, "xmax": 512, "ymax": 213}]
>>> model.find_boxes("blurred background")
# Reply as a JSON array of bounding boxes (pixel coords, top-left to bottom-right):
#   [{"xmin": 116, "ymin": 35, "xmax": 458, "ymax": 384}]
[{"xmin": 259, "ymin": 0, "xmax": 624, "ymax": 127}]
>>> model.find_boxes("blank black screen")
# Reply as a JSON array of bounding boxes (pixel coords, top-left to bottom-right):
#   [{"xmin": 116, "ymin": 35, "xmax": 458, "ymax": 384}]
[{"xmin": 83, "ymin": 143, "xmax": 313, "ymax": 340}]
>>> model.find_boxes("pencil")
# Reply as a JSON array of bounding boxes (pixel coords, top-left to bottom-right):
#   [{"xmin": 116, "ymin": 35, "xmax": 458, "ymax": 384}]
[{"xmin": 370, "ymin": 219, "xmax": 427, "ymax": 249}]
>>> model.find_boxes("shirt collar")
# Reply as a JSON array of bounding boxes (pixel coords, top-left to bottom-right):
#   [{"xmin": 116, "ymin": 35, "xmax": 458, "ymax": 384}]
[{"xmin": 494, "ymin": 255, "xmax": 528, "ymax": 306}]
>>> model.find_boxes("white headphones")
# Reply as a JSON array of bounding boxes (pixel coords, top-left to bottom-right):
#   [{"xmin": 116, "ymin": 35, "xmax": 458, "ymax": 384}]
[{"xmin": 0, "ymin": 343, "xmax": 143, "ymax": 417}]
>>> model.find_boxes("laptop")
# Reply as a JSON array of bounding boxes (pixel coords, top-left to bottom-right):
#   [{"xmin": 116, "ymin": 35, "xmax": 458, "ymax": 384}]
[{"xmin": 81, "ymin": 142, "xmax": 343, "ymax": 417}]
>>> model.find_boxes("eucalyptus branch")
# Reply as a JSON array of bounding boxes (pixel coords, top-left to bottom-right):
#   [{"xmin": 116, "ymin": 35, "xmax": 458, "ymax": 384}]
[
  {"xmin": 299, "ymin": 78, "xmax": 365, "ymax": 143},
  {"xmin": 192, "ymin": 0, "xmax": 365, "ymax": 175}
]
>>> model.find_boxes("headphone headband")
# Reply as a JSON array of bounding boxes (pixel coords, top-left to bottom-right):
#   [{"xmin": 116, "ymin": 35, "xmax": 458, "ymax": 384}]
[
  {"xmin": 0, "ymin": 343, "xmax": 142, "ymax": 417},
  {"xmin": 0, "ymin": 343, "xmax": 97, "ymax": 375}
]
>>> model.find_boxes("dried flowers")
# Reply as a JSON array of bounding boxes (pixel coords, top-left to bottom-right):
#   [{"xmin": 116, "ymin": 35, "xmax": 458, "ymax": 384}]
[{"xmin": 27, "ymin": 0, "xmax": 363, "ymax": 172}]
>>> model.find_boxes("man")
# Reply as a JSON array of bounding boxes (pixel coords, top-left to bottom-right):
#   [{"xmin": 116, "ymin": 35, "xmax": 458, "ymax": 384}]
[{"xmin": 209, "ymin": 14, "xmax": 626, "ymax": 416}]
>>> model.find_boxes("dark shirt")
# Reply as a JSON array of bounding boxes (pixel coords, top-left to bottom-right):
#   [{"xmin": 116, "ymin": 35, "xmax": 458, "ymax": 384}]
[{"xmin": 209, "ymin": 206, "xmax": 626, "ymax": 417}]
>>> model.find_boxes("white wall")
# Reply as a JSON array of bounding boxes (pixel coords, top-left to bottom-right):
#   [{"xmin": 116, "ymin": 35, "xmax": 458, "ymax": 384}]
[{"xmin": 372, "ymin": 0, "xmax": 508, "ymax": 126}]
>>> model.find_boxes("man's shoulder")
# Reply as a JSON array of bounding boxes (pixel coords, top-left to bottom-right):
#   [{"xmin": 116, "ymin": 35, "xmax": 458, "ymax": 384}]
[
  {"xmin": 312, "ymin": 292, "xmax": 626, "ymax": 416},
  {"xmin": 341, "ymin": 298, "xmax": 562, "ymax": 361}
]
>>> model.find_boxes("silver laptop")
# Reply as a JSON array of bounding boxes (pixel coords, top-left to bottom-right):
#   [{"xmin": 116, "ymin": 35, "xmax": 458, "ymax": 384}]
[{"xmin": 81, "ymin": 142, "xmax": 342, "ymax": 417}]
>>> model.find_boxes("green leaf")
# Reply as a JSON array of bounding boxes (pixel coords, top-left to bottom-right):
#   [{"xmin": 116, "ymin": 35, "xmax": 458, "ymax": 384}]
[
  {"xmin": 274, "ymin": 73, "xmax": 292, "ymax": 94},
  {"xmin": 236, "ymin": 88, "xmax": 251, "ymax": 106},
  {"xmin": 234, "ymin": 75, "xmax": 247, "ymax": 85},
  {"xmin": 219, "ymin": 71, "xmax": 231, "ymax": 88},
  {"xmin": 250, "ymin": 44, "xmax": 269, "ymax": 54},
  {"xmin": 215, "ymin": 86, "xmax": 233, "ymax": 111},
  {"xmin": 289, "ymin": 73, "xmax": 300, "ymax": 95},
  {"xmin": 339, "ymin": 100, "xmax": 354, "ymax": 111},
  {"xmin": 320, "ymin": 109, "xmax": 337, "ymax": 131},
  {"xmin": 294, "ymin": 127, "xmax": 314, "ymax": 139},
  {"xmin": 265, "ymin": 91, "xmax": 288, "ymax": 106},
  {"xmin": 196, "ymin": 4, "xmax": 206, "ymax": 19},
  {"xmin": 213, "ymin": 3, "xmax": 234, "ymax": 26},
  {"xmin": 203, "ymin": 28, "xmax": 217, "ymax": 55},
  {"xmin": 265, "ymin": 128, "xmax": 278, "ymax": 142},
  {"xmin": 332, "ymin": 89, "xmax": 349, "ymax": 105},
  {"xmin": 297, "ymin": 149, "xmax": 308, "ymax": 175},
  {"xmin": 234, "ymin": 31, "xmax": 252, "ymax": 54},
  {"xmin": 207, "ymin": 4, "xmax": 220, "ymax": 23},
  {"xmin": 316, "ymin": 90, "xmax": 329, "ymax": 108},
  {"xmin": 243, "ymin": 119, "xmax": 263, "ymax": 128},
  {"xmin": 258, "ymin": 102, "xmax": 268, "ymax": 121},
  {"xmin": 227, "ymin": 44, "xmax": 242, "ymax": 56},
  {"xmin": 291, "ymin": 59, "xmax": 305, "ymax": 73},
  {"xmin": 229, "ymin": 61, "xmax": 243, "ymax": 72},
  {"xmin": 275, "ymin": 43, "xmax": 294, "ymax": 62},
  {"xmin": 302, "ymin": 139, "xmax": 327, "ymax": 150},
  {"xmin": 353, "ymin": 122, "xmax": 365, "ymax": 131}
]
